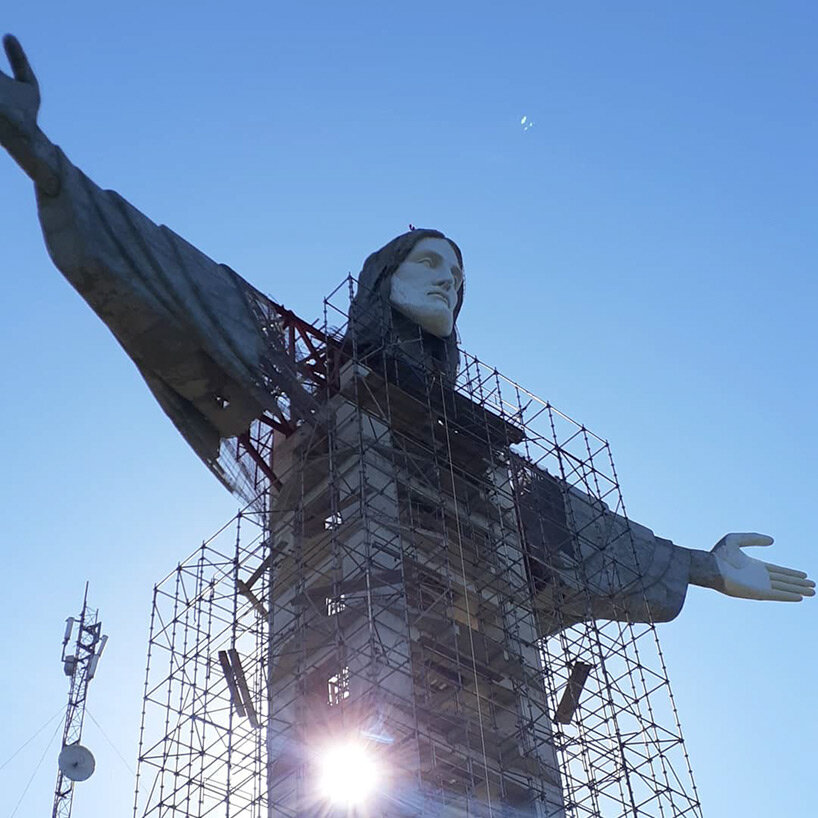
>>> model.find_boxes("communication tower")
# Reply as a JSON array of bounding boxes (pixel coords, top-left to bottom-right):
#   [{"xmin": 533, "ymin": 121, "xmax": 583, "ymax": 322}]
[{"xmin": 53, "ymin": 584, "xmax": 108, "ymax": 818}]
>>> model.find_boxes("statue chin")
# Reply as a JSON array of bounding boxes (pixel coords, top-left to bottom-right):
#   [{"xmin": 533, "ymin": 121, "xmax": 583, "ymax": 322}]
[{"xmin": 391, "ymin": 301, "xmax": 454, "ymax": 338}]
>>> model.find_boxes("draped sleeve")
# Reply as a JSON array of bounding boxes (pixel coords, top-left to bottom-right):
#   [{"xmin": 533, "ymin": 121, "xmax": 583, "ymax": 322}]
[
  {"xmin": 515, "ymin": 459, "xmax": 695, "ymax": 633},
  {"xmin": 35, "ymin": 147, "xmax": 314, "ymax": 489}
]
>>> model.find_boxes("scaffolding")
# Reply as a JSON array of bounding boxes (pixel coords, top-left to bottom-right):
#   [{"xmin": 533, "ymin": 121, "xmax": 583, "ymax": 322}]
[{"xmin": 134, "ymin": 276, "xmax": 702, "ymax": 818}]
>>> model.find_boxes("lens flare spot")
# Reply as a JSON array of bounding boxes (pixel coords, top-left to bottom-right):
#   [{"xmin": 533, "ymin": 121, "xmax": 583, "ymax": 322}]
[{"xmin": 317, "ymin": 742, "xmax": 380, "ymax": 806}]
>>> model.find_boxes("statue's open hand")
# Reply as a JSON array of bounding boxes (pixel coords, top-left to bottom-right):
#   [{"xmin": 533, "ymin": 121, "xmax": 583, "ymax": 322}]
[
  {"xmin": 712, "ymin": 533, "xmax": 815, "ymax": 602},
  {"xmin": 0, "ymin": 35, "xmax": 41, "ymax": 146}
]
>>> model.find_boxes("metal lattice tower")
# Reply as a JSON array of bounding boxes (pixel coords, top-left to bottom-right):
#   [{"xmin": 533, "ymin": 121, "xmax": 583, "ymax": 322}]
[
  {"xmin": 134, "ymin": 277, "xmax": 702, "ymax": 817},
  {"xmin": 53, "ymin": 584, "xmax": 107, "ymax": 818}
]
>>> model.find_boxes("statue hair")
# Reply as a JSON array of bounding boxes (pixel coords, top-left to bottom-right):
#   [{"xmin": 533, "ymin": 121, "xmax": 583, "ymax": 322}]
[{"xmin": 346, "ymin": 228, "xmax": 464, "ymax": 381}]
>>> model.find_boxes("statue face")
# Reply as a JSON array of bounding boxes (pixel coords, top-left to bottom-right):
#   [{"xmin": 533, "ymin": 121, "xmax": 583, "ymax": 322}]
[{"xmin": 389, "ymin": 237, "xmax": 464, "ymax": 337}]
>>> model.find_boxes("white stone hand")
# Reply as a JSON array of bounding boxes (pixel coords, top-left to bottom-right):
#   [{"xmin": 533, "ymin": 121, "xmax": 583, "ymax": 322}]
[{"xmin": 712, "ymin": 533, "xmax": 815, "ymax": 602}]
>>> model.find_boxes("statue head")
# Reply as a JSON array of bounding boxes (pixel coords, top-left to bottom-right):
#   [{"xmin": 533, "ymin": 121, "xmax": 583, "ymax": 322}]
[
  {"xmin": 389, "ymin": 235, "xmax": 464, "ymax": 337},
  {"xmin": 347, "ymin": 229, "xmax": 464, "ymax": 379}
]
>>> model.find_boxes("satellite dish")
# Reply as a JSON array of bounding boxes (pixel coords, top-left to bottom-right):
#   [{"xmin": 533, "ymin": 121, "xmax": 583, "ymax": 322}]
[{"xmin": 58, "ymin": 743, "xmax": 96, "ymax": 782}]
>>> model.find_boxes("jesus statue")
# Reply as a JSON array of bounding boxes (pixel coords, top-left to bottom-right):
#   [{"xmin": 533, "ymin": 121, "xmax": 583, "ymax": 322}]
[{"xmin": 0, "ymin": 32, "xmax": 813, "ymax": 817}]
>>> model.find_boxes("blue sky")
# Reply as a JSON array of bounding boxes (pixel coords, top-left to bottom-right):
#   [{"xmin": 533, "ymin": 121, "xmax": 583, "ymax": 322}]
[{"xmin": 1, "ymin": 2, "xmax": 816, "ymax": 816}]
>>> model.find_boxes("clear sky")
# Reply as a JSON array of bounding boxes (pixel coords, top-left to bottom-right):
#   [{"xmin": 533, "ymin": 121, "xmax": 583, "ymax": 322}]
[{"xmin": 1, "ymin": 2, "xmax": 816, "ymax": 816}]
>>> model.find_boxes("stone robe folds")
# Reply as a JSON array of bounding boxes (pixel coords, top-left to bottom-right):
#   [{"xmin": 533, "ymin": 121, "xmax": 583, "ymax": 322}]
[{"xmin": 36, "ymin": 146, "xmax": 314, "ymax": 490}]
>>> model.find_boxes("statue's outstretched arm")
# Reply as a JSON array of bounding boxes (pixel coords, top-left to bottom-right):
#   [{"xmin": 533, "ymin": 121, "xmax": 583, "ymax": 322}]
[
  {"xmin": 520, "ymin": 465, "xmax": 814, "ymax": 633},
  {"xmin": 0, "ymin": 36, "xmax": 315, "ymax": 490}
]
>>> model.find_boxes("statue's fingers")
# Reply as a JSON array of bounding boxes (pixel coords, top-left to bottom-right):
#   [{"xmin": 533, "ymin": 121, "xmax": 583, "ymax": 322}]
[
  {"xmin": 2, "ymin": 35, "xmax": 37, "ymax": 88},
  {"xmin": 775, "ymin": 577, "xmax": 816, "ymax": 592},
  {"xmin": 767, "ymin": 568, "xmax": 815, "ymax": 588},
  {"xmin": 778, "ymin": 577, "xmax": 814, "ymax": 592},
  {"xmin": 764, "ymin": 562, "xmax": 809, "ymax": 579},
  {"xmin": 766, "ymin": 588, "xmax": 805, "ymax": 602},
  {"xmin": 766, "ymin": 572, "xmax": 814, "ymax": 601},
  {"xmin": 770, "ymin": 579, "xmax": 815, "ymax": 596},
  {"xmin": 736, "ymin": 533, "xmax": 774, "ymax": 548}
]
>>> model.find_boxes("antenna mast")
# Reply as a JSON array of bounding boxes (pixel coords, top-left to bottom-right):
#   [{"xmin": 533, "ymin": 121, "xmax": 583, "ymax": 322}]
[{"xmin": 53, "ymin": 583, "xmax": 108, "ymax": 818}]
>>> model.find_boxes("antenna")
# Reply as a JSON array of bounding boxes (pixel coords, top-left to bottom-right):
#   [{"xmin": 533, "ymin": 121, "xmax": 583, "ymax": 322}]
[{"xmin": 52, "ymin": 583, "xmax": 107, "ymax": 818}]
